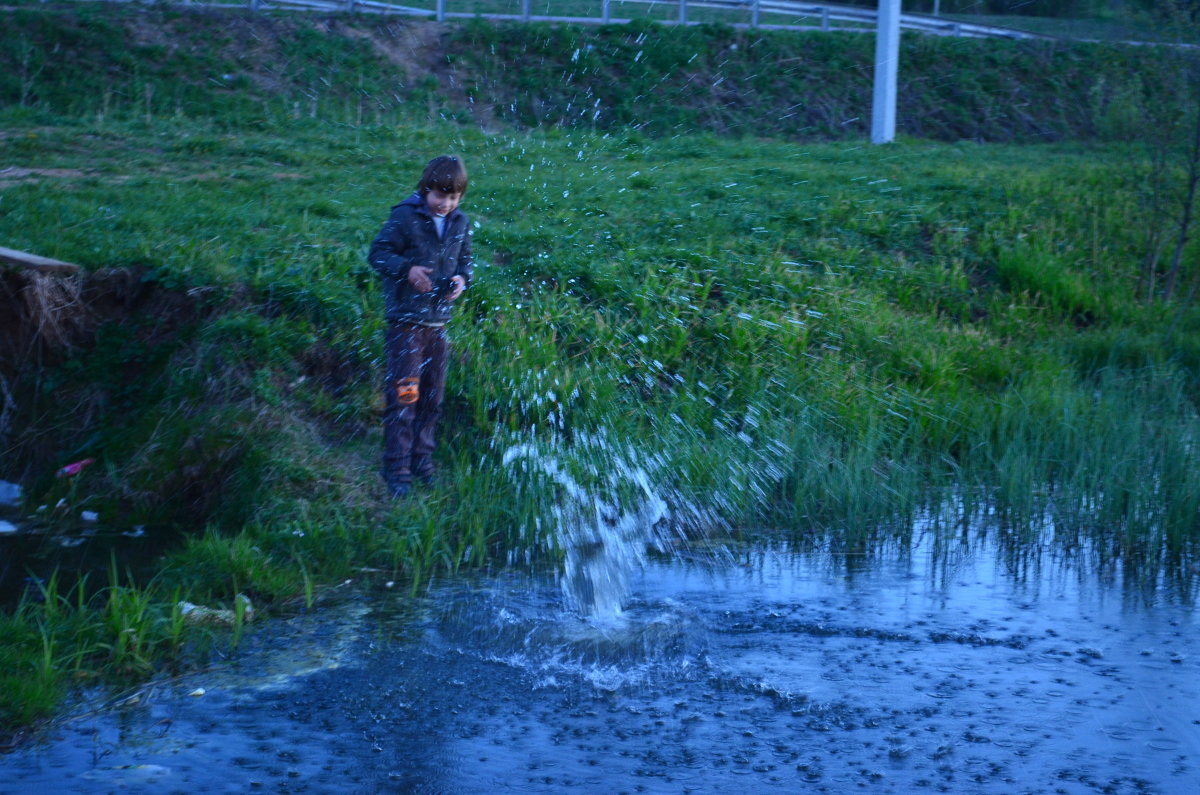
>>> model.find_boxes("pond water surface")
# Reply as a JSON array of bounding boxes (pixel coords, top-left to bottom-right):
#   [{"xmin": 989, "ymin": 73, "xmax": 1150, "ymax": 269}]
[{"xmin": 2, "ymin": 528, "xmax": 1198, "ymax": 794}]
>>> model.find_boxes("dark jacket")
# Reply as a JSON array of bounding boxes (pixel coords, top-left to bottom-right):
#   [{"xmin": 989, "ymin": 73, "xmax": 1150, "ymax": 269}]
[{"xmin": 368, "ymin": 193, "xmax": 474, "ymax": 326}]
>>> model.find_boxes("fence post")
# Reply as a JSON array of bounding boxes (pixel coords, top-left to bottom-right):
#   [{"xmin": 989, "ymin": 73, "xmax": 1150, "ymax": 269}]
[
  {"xmin": 821, "ymin": 7, "xmax": 830, "ymax": 31},
  {"xmin": 437, "ymin": 0, "xmax": 445, "ymax": 21},
  {"xmin": 344, "ymin": 0, "xmax": 356, "ymax": 12},
  {"xmin": 602, "ymin": 0, "xmax": 610, "ymax": 23},
  {"xmin": 523, "ymin": 0, "xmax": 531, "ymax": 21},
  {"xmin": 751, "ymin": 0, "xmax": 759, "ymax": 28},
  {"xmin": 679, "ymin": 0, "xmax": 686, "ymax": 24},
  {"xmin": 871, "ymin": 0, "xmax": 900, "ymax": 145}
]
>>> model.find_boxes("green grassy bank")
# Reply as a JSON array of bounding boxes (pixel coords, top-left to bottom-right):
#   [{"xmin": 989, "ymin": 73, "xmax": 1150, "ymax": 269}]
[
  {"xmin": 1, "ymin": 5, "xmax": 1192, "ymax": 142},
  {"xmin": 2, "ymin": 7, "xmax": 1199, "ymax": 739}
]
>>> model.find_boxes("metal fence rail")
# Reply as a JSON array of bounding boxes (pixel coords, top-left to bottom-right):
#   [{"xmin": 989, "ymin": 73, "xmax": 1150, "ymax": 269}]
[{"xmin": 118, "ymin": 0, "xmax": 1055, "ymax": 40}]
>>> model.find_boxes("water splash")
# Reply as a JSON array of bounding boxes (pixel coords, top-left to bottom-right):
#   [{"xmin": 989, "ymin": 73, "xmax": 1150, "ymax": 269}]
[
  {"xmin": 430, "ymin": 577, "xmax": 710, "ymax": 693},
  {"xmin": 503, "ymin": 432, "xmax": 690, "ymax": 621}
]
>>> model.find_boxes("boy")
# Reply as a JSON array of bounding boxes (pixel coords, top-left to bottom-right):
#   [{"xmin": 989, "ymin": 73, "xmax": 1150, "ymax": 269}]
[{"xmin": 368, "ymin": 155, "xmax": 473, "ymax": 498}]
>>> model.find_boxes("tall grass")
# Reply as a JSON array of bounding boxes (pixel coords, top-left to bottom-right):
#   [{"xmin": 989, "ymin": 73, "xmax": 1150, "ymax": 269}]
[
  {"xmin": 4, "ymin": 121, "xmax": 1195, "ymax": 521},
  {"xmin": 0, "ymin": 565, "xmax": 212, "ymax": 730},
  {"xmin": 4, "ymin": 120, "xmax": 1196, "ymax": 527}
]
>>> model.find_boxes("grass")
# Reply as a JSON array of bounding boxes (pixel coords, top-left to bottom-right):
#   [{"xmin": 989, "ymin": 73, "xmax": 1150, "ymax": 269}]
[
  {"xmin": 5, "ymin": 119, "xmax": 1197, "ymax": 541},
  {"xmin": 1, "ymin": 6, "xmax": 1198, "ymax": 739},
  {"xmin": 1, "ymin": 6, "xmax": 1193, "ymax": 142},
  {"xmin": 6, "ymin": 0, "xmax": 1185, "ymax": 43},
  {"xmin": 392, "ymin": 0, "xmax": 1193, "ymax": 43},
  {"xmin": 943, "ymin": 12, "xmax": 1199, "ymax": 43},
  {"xmin": 0, "ymin": 565, "xmax": 199, "ymax": 730}
]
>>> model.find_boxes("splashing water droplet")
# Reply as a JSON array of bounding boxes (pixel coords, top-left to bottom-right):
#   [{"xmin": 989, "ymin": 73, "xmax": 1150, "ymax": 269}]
[{"xmin": 503, "ymin": 433, "xmax": 689, "ymax": 622}]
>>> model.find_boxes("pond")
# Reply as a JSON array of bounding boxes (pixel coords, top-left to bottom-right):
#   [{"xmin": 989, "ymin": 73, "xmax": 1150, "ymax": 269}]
[
  {"xmin": 0, "ymin": 477, "xmax": 171, "ymax": 607},
  {"xmin": 1, "ymin": 521, "xmax": 1197, "ymax": 794}
]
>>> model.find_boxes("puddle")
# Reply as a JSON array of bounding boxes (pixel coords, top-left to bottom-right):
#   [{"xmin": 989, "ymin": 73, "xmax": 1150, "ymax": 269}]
[
  {"xmin": 0, "ymin": 479, "xmax": 185, "ymax": 607},
  {"xmin": 0, "ymin": 481, "xmax": 19, "ymax": 538},
  {"xmin": 1, "ymin": 530, "xmax": 1197, "ymax": 793},
  {"xmin": 0, "ymin": 520, "xmax": 176, "ymax": 607}
]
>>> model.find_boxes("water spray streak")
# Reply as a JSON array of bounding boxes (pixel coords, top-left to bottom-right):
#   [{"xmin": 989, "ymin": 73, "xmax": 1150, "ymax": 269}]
[{"xmin": 503, "ymin": 432, "xmax": 701, "ymax": 621}]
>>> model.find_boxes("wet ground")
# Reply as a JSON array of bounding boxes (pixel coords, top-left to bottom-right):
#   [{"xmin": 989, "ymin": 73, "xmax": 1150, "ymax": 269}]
[{"xmin": 1, "ymin": 530, "xmax": 1198, "ymax": 794}]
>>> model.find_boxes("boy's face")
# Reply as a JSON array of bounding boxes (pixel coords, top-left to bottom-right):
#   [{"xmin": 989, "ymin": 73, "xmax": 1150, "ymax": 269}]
[{"xmin": 425, "ymin": 188, "xmax": 462, "ymax": 217}]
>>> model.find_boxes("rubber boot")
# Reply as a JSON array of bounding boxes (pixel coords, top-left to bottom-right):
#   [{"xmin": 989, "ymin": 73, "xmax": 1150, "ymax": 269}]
[
  {"xmin": 384, "ymin": 468, "xmax": 412, "ymax": 499},
  {"xmin": 411, "ymin": 455, "xmax": 435, "ymax": 487}
]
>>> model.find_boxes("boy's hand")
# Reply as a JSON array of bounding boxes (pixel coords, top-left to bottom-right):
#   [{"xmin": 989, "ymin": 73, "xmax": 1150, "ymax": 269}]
[
  {"xmin": 408, "ymin": 266, "xmax": 434, "ymax": 293},
  {"xmin": 447, "ymin": 275, "xmax": 466, "ymax": 301}
]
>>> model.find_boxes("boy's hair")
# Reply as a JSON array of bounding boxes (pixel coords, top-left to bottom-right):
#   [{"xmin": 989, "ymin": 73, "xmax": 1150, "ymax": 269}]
[{"xmin": 416, "ymin": 155, "xmax": 468, "ymax": 196}]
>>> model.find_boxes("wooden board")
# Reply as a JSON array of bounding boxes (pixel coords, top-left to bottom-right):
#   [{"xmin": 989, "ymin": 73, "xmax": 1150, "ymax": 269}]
[{"xmin": 0, "ymin": 246, "xmax": 81, "ymax": 274}]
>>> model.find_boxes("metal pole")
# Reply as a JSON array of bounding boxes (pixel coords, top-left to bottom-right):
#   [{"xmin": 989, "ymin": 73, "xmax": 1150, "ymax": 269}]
[
  {"xmin": 821, "ymin": 8, "xmax": 829, "ymax": 31},
  {"xmin": 871, "ymin": 0, "xmax": 900, "ymax": 144},
  {"xmin": 523, "ymin": 0, "xmax": 531, "ymax": 21},
  {"xmin": 679, "ymin": 0, "xmax": 687, "ymax": 25},
  {"xmin": 933, "ymin": 0, "xmax": 940, "ymax": 16},
  {"xmin": 437, "ymin": 0, "xmax": 445, "ymax": 21},
  {"xmin": 752, "ymin": 0, "xmax": 759, "ymax": 28},
  {"xmin": 602, "ymin": 0, "xmax": 610, "ymax": 23}
]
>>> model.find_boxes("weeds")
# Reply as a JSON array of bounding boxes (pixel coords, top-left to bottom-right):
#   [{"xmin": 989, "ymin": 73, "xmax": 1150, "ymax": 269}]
[{"xmin": 0, "ymin": 563, "xmax": 216, "ymax": 732}]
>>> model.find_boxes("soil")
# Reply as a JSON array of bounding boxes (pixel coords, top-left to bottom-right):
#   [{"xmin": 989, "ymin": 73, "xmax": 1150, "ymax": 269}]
[{"xmin": 0, "ymin": 267, "xmax": 205, "ymax": 379}]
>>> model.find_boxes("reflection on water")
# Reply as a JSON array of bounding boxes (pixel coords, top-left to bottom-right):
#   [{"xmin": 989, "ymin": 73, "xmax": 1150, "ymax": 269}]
[
  {"xmin": 3, "ymin": 524, "xmax": 1198, "ymax": 794},
  {"xmin": 0, "ymin": 477, "xmax": 174, "ymax": 608}
]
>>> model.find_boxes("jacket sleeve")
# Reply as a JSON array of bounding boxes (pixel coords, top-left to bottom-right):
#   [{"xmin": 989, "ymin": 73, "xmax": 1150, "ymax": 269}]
[
  {"xmin": 455, "ymin": 220, "xmax": 475, "ymax": 288},
  {"xmin": 367, "ymin": 207, "xmax": 411, "ymax": 279}
]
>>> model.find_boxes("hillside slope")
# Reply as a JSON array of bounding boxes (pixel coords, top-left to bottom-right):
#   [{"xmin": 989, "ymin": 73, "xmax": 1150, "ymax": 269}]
[{"xmin": 0, "ymin": 5, "xmax": 1186, "ymax": 142}]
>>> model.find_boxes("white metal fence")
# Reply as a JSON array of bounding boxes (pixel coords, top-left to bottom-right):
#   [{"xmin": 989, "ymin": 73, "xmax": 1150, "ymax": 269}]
[{"xmin": 135, "ymin": 0, "xmax": 1054, "ymax": 40}]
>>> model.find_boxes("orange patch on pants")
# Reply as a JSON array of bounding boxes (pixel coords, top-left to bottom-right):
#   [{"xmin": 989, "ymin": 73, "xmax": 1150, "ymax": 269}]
[{"xmin": 396, "ymin": 377, "xmax": 420, "ymax": 405}]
